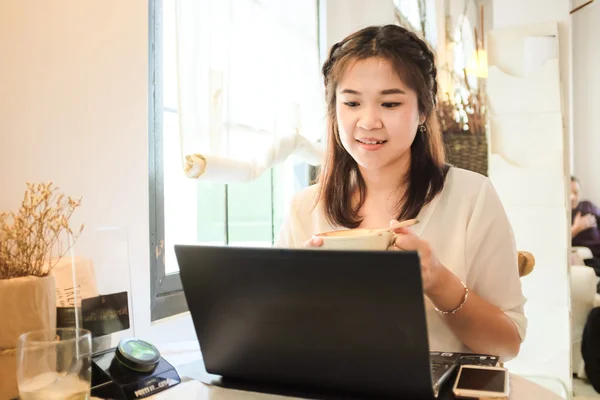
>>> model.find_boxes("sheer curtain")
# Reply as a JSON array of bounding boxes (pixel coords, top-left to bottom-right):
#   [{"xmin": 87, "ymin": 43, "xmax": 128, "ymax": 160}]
[{"xmin": 175, "ymin": 0, "xmax": 325, "ymax": 183}]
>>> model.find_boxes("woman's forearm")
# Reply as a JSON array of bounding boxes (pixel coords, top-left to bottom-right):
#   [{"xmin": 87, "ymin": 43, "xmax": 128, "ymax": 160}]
[{"xmin": 427, "ymin": 267, "xmax": 521, "ymax": 360}]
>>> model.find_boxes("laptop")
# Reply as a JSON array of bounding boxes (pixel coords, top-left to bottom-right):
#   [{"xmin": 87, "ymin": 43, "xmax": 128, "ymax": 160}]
[{"xmin": 174, "ymin": 245, "xmax": 458, "ymax": 399}]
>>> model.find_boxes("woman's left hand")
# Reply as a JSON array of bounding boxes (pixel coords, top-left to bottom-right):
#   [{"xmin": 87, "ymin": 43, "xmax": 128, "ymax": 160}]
[{"xmin": 387, "ymin": 220, "xmax": 445, "ymax": 295}]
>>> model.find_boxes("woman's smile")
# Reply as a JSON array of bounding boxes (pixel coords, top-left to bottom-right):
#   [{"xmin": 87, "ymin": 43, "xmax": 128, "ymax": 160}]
[{"xmin": 356, "ymin": 137, "xmax": 387, "ymax": 151}]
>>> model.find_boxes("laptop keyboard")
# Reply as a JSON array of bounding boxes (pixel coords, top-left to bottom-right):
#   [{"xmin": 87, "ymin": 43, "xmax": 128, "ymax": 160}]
[
  {"xmin": 430, "ymin": 352, "xmax": 460, "ymax": 373},
  {"xmin": 430, "ymin": 360, "xmax": 449, "ymax": 374},
  {"xmin": 429, "ymin": 352, "xmax": 499, "ymax": 397},
  {"xmin": 429, "ymin": 356, "xmax": 458, "ymax": 398}
]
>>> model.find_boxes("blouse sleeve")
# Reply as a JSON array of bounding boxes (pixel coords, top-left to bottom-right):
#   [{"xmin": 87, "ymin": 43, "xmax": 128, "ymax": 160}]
[
  {"xmin": 465, "ymin": 178, "xmax": 528, "ymax": 342},
  {"xmin": 274, "ymin": 194, "xmax": 304, "ymax": 248},
  {"xmin": 274, "ymin": 210, "xmax": 296, "ymax": 248}
]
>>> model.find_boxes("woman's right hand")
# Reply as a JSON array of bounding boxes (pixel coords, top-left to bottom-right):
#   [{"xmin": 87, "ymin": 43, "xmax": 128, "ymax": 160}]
[{"xmin": 302, "ymin": 236, "xmax": 323, "ymax": 248}]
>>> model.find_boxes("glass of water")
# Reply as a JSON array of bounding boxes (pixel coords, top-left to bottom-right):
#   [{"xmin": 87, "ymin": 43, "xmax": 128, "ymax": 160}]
[{"xmin": 16, "ymin": 328, "xmax": 92, "ymax": 400}]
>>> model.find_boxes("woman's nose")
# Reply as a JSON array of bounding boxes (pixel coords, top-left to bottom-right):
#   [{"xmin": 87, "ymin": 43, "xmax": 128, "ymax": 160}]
[{"xmin": 356, "ymin": 106, "xmax": 383, "ymax": 130}]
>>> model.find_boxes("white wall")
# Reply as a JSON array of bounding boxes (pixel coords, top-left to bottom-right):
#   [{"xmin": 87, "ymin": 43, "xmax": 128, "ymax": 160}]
[
  {"xmin": 0, "ymin": 1, "xmax": 196, "ymax": 343},
  {"xmin": 489, "ymin": 0, "xmax": 572, "ymax": 393},
  {"xmin": 572, "ymin": 1, "xmax": 600, "ymax": 205},
  {"xmin": 322, "ymin": 0, "xmax": 396, "ymax": 53},
  {"xmin": 493, "ymin": 0, "xmax": 572, "ymax": 168}
]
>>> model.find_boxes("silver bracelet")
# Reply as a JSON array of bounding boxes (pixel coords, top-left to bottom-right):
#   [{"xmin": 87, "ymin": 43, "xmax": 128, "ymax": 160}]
[{"xmin": 434, "ymin": 281, "xmax": 469, "ymax": 316}]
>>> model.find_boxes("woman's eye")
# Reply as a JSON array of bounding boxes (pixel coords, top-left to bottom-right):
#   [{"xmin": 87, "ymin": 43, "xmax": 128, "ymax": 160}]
[
  {"xmin": 344, "ymin": 102, "xmax": 359, "ymax": 107},
  {"xmin": 382, "ymin": 102, "xmax": 401, "ymax": 108}
]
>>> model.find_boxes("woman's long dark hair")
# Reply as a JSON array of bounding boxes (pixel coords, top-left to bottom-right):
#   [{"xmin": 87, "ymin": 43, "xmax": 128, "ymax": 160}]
[{"xmin": 317, "ymin": 25, "xmax": 448, "ymax": 228}]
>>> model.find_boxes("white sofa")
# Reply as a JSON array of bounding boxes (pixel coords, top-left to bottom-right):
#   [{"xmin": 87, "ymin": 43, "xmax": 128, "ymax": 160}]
[{"xmin": 571, "ymin": 246, "xmax": 600, "ymax": 379}]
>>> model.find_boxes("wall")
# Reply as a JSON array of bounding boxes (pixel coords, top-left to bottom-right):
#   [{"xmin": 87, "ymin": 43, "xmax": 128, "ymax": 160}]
[
  {"xmin": 493, "ymin": 0, "xmax": 571, "ymax": 161},
  {"xmin": 321, "ymin": 0, "xmax": 396, "ymax": 55},
  {"xmin": 489, "ymin": 0, "xmax": 572, "ymax": 392},
  {"xmin": 0, "ymin": 0, "xmax": 196, "ymax": 343},
  {"xmin": 572, "ymin": 1, "xmax": 600, "ymax": 205}
]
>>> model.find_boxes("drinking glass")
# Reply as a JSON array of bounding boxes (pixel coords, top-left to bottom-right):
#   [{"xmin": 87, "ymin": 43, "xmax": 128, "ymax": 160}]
[{"xmin": 16, "ymin": 328, "xmax": 92, "ymax": 400}]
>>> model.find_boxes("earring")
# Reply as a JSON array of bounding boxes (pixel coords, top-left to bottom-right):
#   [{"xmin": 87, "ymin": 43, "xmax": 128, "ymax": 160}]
[{"xmin": 419, "ymin": 125, "xmax": 427, "ymax": 133}]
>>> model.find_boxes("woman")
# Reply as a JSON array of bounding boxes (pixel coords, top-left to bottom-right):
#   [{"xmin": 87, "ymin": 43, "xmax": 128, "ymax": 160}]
[{"xmin": 276, "ymin": 25, "xmax": 526, "ymax": 360}]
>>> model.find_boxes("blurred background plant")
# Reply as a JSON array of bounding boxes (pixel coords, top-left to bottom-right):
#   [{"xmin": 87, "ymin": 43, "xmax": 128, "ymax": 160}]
[{"xmin": 395, "ymin": 0, "xmax": 489, "ymax": 175}]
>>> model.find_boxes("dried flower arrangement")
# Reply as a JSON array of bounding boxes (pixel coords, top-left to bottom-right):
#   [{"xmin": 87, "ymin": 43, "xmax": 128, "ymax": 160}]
[
  {"xmin": 436, "ymin": 68, "xmax": 487, "ymax": 135},
  {"xmin": 438, "ymin": 0, "xmax": 488, "ymax": 136},
  {"xmin": 395, "ymin": 0, "xmax": 488, "ymax": 136},
  {"xmin": 394, "ymin": 0, "xmax": 489, "ymax": 176},
  {"xmin": 0, "ymin": 182, "xmax": 84, "ymax": 280}
]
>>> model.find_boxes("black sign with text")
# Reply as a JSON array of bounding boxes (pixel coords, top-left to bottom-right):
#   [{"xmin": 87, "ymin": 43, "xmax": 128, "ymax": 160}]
[{"xmin": 82, "ymin": 291, "xmax": 130, "ymax": 337}]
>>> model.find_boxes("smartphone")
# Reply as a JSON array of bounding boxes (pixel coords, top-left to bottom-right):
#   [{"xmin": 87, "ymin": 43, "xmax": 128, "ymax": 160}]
[{"xmin": 452, "ymin": 364, "xmax": 509, "ymax": 398}]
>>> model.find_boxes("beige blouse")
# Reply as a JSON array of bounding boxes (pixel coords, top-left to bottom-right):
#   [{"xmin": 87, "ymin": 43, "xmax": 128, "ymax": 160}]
[{"xmin": 275, "ymin": 167, "xmax": 527, "ymax": 358}]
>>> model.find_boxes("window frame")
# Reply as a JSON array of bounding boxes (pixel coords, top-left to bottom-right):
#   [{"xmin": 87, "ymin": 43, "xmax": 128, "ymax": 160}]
[
  {"xmin": 149, "ymin": 0, "xmax": 321, "ymax": 321},
  {"xmin": 150, "ymin": 0, "xmax": 187, "ymax": 321}
]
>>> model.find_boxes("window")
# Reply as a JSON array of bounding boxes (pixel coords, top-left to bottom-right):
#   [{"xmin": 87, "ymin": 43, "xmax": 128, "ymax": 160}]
[
  {"xmin": 394, "ymin": 0, "xmax": 438, "ymax": 49},
  {"xmin": 149, "ymin": 0, "xmax": 321, "ymax": 321},
  {"xmin": 453, "ymin": 14, "xmax": 478, "ymax": 90}
]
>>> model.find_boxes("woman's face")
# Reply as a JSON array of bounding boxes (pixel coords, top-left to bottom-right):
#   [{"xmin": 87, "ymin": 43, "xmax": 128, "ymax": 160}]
[{"xmin": 335, "ymin": 57, "xmax": 423, "ymax": 172}]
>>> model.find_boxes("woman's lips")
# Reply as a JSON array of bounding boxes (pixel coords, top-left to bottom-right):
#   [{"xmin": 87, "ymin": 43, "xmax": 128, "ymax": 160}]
[{"xmin": 356, "ymin": 138, "xmax": 387, "ymax": 151}]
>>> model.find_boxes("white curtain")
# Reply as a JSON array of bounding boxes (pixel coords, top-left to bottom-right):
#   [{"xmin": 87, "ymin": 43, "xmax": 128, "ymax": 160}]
[{"xmin": 174, "ymin": 0, "xmax": 325, "ymax": 183}]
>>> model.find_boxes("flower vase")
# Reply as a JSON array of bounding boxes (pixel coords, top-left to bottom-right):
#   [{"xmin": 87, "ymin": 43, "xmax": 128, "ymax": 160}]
[{"xmin": 0, "ymin": 275, "xmax": 56, "ymax": 399}]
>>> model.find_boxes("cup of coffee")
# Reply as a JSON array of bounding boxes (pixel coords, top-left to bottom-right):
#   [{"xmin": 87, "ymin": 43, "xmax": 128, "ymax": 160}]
[{"xmin": 314, "ymin": 228, "xmax": 395, "ymax": 251}]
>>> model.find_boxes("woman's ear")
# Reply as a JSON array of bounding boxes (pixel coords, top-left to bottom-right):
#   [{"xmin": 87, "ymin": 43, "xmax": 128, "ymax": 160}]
[{"xmin": 419, "ymin": 114, "xmax": 426, "ymax": 126}]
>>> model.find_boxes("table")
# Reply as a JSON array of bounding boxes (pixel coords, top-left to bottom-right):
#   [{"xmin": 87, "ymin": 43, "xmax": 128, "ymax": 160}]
[{"xmin": 145, "ymin": 341, "xmax": 565, "ymax": 400}]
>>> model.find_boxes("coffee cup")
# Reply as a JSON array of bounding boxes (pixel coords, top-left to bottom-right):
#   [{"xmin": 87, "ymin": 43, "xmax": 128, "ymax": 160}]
[{"xmin": 314, "ymin": 228, "xmax": 395, "ymax": 251}]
